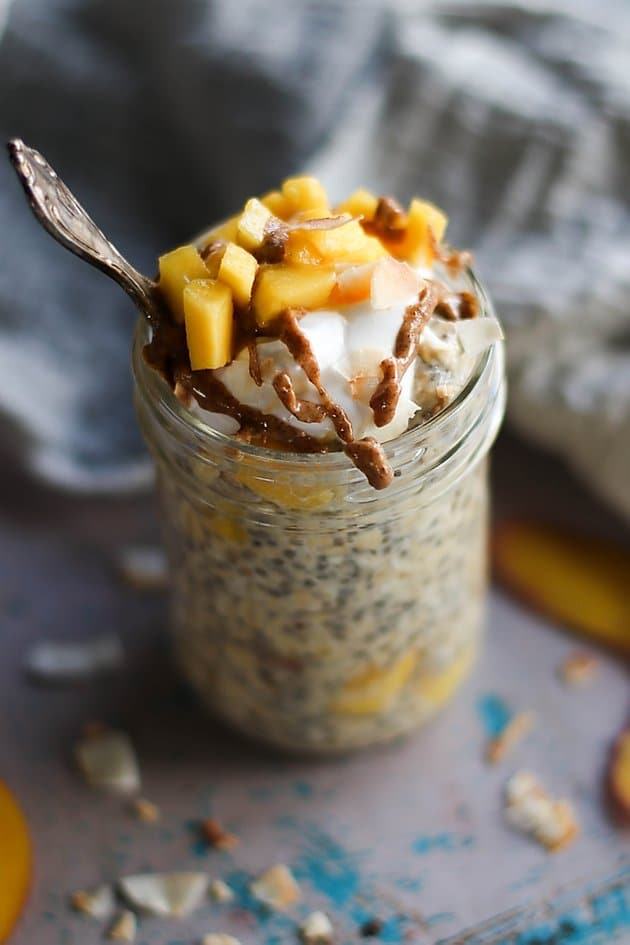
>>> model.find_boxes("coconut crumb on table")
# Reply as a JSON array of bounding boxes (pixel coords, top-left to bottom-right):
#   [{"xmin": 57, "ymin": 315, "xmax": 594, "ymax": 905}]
[
  {"xmin": 504, "ymin": 771, "xmax": 579, "ymax": 852},
  {"xmin": 201, "ymin": 935, "xmax": 241, "ymax": 945},
  {"xmin": 209, "ymin": 878, "xmax": 235, "ymax": 903},
  {"xmin": 299, "ymin": 910, "xmax": 334, "ymax": 943},
  {"xmin": 70, "ymin": 884, "xmax": 115, "ymax": 919},
  {"xmin": 486, "ymin": 711, "xmax": 535, "ymax": 764},
  {"xmin": 559, "ymin": 651, "xmax": 599, "ymax": 685},
  {"xmin": 116, "ymin": 545, "xmax": 167, "ymax": 590},
  {"xmin": 107, "ymin": 909, "xmax": 137, "ymax": 942},
  {"xmin": 250, "ymin": 864, "xmax": 301, "ymax": 910}
]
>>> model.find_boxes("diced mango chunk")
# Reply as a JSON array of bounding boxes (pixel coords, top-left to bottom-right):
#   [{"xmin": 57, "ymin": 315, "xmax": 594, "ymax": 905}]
[
  {"xmin": 282, "ymin": 176, "xmax": 330, "ymax": 216},
  {"xmin": 260, "ymin": 190, "xmax": 291, "ymax": 219},
  {"xmin": 158, "ymin": 245, "xmax": 210, "ymax": 323},
  {"xmin": 183, "ymin": 279, "xmax": 233, "ymax": 371},
  {"xmin": 335, "ymin": 188, "xmax": 378, "ymax": 221},
  {"xmin": 385, "ymin": 199, "xmax": 448, "ymax": 265},
  {"xmin": 298, "ymin": 219, "xmax": 387, "ymax": 266},
  {"xmin": 330, "ymin": 649, "xmax": 417, "ymax": 716},
  {"xmin": 202, "ymin": 213, "xmax": 240, "ymax": 245},
  {"xmin": 415, "ymin": 646, "xmax": 475, "ymax": 708},
  {"xmin": 217, "ymin": 242, "xmax": 258, "ymax": 307},
  {"xmin": 252, "ymin": 265, "xmax": 336, "ymax": 325},
  {"xmin": 237, "ymin": 198, "xmax": 273, "ymax": 252}
]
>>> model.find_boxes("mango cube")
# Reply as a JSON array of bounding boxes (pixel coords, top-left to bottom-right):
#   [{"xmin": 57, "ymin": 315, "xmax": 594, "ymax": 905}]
[
  {"xmin": 386, "ymin": 198, "xmax": 448, "ymax": 265},
  {"xmin": 201, "ymin": 213, "xmax": 240, "ymax": 246},
  {"xmin": 252, "ymin": 265, "xmax": 336, "ymax": 325},
  {"xmin": 237, "ymin": 198, "xmax": 273, "ymax": 251},
  {"xmin": 330, "ymin": 650, "xmax": 418, "ymax": 716},
  {"xmin": 158, "ymin": 245, "xmax": 210, "ymax": 323},
  {"xmin": 335, "ymin": 188, "xmax": 378, "ymax": 221},
  {"xmin": 183, "ymin": 279, "xmax": 233, "ymax": 371},
  {"xmin": 260, "ymin": 190, "xmax": 291, "ymax": 219},
  {"xmin": 298, "ymin": 219, "xmax": 387, "ymax": 265},
  {"xmin": 217, "ymin": 243, "xmax": 258, "ymax": 307},
  {"xmin": 281, "ymin": 176, "xmax": 329, "ymax": 216}
]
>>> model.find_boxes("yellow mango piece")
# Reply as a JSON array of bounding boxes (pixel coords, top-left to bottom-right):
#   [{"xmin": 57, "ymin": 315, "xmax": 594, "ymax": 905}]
[
  {"xmin": 415, "ymin": 645, "xmax": 475, "ymax": 708},
  {"xmin": 0, "ymin": 779, "xmax": 31, "ymax": 943},
  {"xmin": 300, "ymin": 219, "xmax": 387, "ymax": 265},
  {"xmin": 260, "ymin": 190, "xmax": 291, "ymax": 218},
  {"xmin": 386, "ymin": 198, "xmax": 448, "ymax": 265},
  {"xmin": 183, "ymin": 279, "xmax": 233, "ymax": 371},
  {"xmin": 237, "ymin": 198, "xmax": 273, "ymax": 251},
  {"xmin": 609, "ymin": 727, "xmax": 630, "ymax": 824},
  {"xmin": 252, "ymin": 264, "xmax": 336, "ymax": 324},
  {"xmin": 330, "ymin": 649, "xmax": 417, "ymax": 716},
  {"xmin": 202, "ymin": 213, "xmax": 240, "ymax": 245},
  {"xmin": 237, "ymin": 469, "xmax": 338, "ymax": 510},
  {"xmin": 282, "ymin": 176, "xmax": 330, "ymax": 216},
  {"xmin": 217, "ymin": 242, "xmax": 258, "ymax": 307},
  {"xmin": 158, "ymin": 244, "xmax": 210, "ymax": 323},
  {"xmin": 335, "ymin": 188, "xmax": 378, "ymax": 221},
  {"xmin": 493, "ymin": 521, "xmax": 630, "ymax": 655}
]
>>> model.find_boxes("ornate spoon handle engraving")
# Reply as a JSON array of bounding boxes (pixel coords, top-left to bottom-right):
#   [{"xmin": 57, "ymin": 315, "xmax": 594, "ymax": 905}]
[{"xmin": 7, "ymin": 138, "xmax": 161, "ymax": 323}]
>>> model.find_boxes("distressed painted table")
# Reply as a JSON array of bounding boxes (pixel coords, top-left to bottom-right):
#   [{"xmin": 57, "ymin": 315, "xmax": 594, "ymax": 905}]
[{"xmin": 1, "ymin": 434, "xmax": 628, "ymax": 945}]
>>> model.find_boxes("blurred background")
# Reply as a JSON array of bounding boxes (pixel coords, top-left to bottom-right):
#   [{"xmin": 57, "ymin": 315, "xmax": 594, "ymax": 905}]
[{"xmin": 1, "ymin": 2, "xmax": 629, "ymax": 944}]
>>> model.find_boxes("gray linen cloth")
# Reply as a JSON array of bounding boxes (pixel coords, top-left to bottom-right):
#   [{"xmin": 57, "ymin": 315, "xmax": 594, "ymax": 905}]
[{"xmin": 1, "ymin": 0, "xmax": 629, "ymax": 516}]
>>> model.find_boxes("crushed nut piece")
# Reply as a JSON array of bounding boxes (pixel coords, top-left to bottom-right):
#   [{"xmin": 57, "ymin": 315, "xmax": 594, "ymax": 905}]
[
  {"xmin": 116, "ymin": 545, "xmax": 167, "ymax": 590},
  {"xmin": 505, "ymin": 771, "xmax": 579, "ymax": 852},
  {"xmin": 131, "ymin": 797, "xmax": 161, "ymax": 823},
  {"xmin": 250, "ymin": 864, "xmax": 301, "ymax": 911},
  {"xmin": 119, "ymin": 872, "xmax": 208, "ymax": 917},
  {"xmin": 300, "ymin": 910, "xmax": 334, "ymax": 943},
  {"xmin": 486, "ymin": 711, "xmax": 535, "ymax": 764},
  {"xmin": 107, "ymin": 910, "xmax": 137, "ymax": 942},
  {"xmin": 75, "ymin": 730, "xmax": 141, "ymax": 795},
  {"xmin": 560, "ymin": 651, "xmax": 599, "ymax": 685},
  {"xmin": 209, "ymin": 879, "xmax": 235, "ymax": 903},
  {"xmin": 201, "ymin": 935, "xmax": 241, "ymax": 945},
  {"xmin": 360, "ymin": 917, "xmax": 383, "ymax": 937},
  {"xmin": 70, "ymin": 884, "xmax": 115, "ymax": 919},
  {"xmin": 200, "ymin": 817, "xmax": 239, "ymax": 850}
]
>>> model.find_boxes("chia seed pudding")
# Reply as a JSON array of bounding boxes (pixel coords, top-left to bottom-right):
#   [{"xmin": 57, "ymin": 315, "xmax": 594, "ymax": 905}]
[{"xmin": 134, "ymin": 178, "xmax": 506, "ymax": 752}]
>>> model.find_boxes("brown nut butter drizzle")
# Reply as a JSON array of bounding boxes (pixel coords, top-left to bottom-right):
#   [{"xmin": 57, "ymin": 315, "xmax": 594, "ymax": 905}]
[{"xmin": 145, "ymin": 206, "xmax": 478, "ymax": 489}]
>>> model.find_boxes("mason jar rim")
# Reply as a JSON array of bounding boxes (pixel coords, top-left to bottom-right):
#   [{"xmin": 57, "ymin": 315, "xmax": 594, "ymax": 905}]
[{"xmin": 132, "ymin": 267, "xmax": 501, "ymax": 481}]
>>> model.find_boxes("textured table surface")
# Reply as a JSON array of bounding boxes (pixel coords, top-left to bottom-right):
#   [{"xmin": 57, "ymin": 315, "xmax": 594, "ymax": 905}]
[{"xmin": 1, "ymin": 434, "xmax": 629, "ymax": 945}]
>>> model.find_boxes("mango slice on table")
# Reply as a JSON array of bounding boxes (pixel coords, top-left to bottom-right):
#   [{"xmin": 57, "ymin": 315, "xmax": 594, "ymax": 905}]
[
  {"xmin": 236, "ymin": 198, "xmax": 274, "ymax": 252},
  {"xmin": 217, "ymin": 243, "xmax": 258, "ymax": 307},
  {"xmin": 493, "ymin": 521, "xmax": 630, "ymax": 655},
  {"xmin": 281, "ymin": 176, "xmax": 330, "ymax": 216},
  {"xmin": 0, "ymin": 780, "xmax": 31, "ymax": 943},
  {"xmin": 335, "ymin": 188, "xmax": 379, "ymax": 221},
  {"xmin": 330, "ymin": 649, "xmax": 417, "ymax": 716},
  {"xmin": 252, "ymin": 265, "xmax": 336, "ymax": 325},
  {"xmin": 385, "ymin": 198, "xmax": 448, "ymax": 265},
  {"xmin": 158, "ymin": 245, "xmax": 211, "ymax": 323},
  {"xmin": 608, "ymin": 727, "xmax": 630, "ymax": 823},
  {"xmin": 183, "ymin": 279, "xmax": 233, "ymax": 370}
]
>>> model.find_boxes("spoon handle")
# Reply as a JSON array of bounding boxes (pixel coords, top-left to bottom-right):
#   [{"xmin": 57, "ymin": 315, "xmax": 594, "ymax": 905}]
[{"xmin": 7, "ymin": 138, "xmax": 160, "ymax": 323}]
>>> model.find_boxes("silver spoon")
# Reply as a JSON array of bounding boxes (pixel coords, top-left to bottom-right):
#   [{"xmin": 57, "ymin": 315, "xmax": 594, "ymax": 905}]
[{"xmin": 7, "ymin": 138, "xmax": 162, "ymax": 324}]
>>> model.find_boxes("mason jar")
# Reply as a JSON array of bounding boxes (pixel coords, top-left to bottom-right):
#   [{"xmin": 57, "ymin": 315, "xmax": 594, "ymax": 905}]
[{"xmin": 133, "ymin": 270, "xmax": 505, "ymax": 753}]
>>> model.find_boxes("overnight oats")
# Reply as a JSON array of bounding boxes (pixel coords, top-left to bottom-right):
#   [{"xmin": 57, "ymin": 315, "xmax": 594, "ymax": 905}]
[{"xmin": 133, "ymin": 177, "xmax": 506, "ymax": 753}]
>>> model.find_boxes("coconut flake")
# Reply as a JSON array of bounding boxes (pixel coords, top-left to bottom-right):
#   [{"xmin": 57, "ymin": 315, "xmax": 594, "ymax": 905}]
[
  {"xmin": 116, "ymin": 545, "xmax": 167, "ymax": 590},
  {"xmin": 119, "ymin": 872, "xmax": 209, "ymax": 917},
  {"xmin": 370, "ymin": 257, "xmax": 423, "ymax": 310},
  {"xmin": 505, "ymin": 771, "xmax": 579, "ymax": 852},
  {"xmin": 455, "ymin": 318, "xmax": 503, "ymax": 357},
  {"xmin": 26, "ymin": 635, "xmax": 124, "ymax": 683},
  {"xmin": 209, "ymin": 879, "xmax": 235, "ymax": 903},
  {"xmin": 201, "ymin": 936, "xmax": 241, "ymax": 945},
  {"xmin": 299, "ymin": 911, "xmax": 334, "ymax": 943},
  {"xmin": 250, "ymin": 864, "xmax": 301, "ymax": 911},
  {"xmin": 107, "ymin": 910, "xmax": 137, "ymax": 942},
  {"xmin": 288, "ymin": 213, "xmax": 355, "ymax": 231},
  {"xmin": 75, "ymin": 730, "xmax": 141, "ymax": 795},
  {"xmin": 70, "ymin": 884, "xmax": 116, "ymax": 920}
]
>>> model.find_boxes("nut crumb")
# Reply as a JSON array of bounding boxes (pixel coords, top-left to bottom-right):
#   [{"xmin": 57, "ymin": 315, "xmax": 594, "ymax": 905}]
[
  {"xmin": 300, "ymin": 910, "xmax": 333, "ymax": 943},
  {"xmin": 131, "ymin": 797, "xmax": 160, "ymax": 823},
  {"xmin": 201, "ymin": 935, "xmax": 241, "ymax": 945},
  {"xmin": 200, "ymin": 817, "xmax": 239, "ymax": 850},
  {"xmin": 250, "ymin": 864, "xmax": 301, "ymax": 910},
  {"xmin": 505, "ymin": 771, "xmax": 579, "ymax": 852},
  {"xmin": 107, "ymin": 910, "xmax": 137, "ymax": 942},
  {"xmin": 70, "ymin": 884, "xmax": 114, "ymax": 919},
  {"xmin": 360, "ymin": 918, "xmax": 383, "ymax": 937},
  {"xmin": 209, "ymin": 879, "xmax": 235, "ymax": 903},
  {"xmin": 560, "ymin": 651, "xmax": 599, "ymax": 685},
  {"xmin": 486, "ymin": 711, "xmax": 535, "ymax": 764}
]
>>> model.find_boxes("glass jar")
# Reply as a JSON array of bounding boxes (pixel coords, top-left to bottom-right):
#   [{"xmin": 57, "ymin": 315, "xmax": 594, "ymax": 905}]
[{"xmin": 133, "ymin": 271, "xmax": 506, "ymax": 753}]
